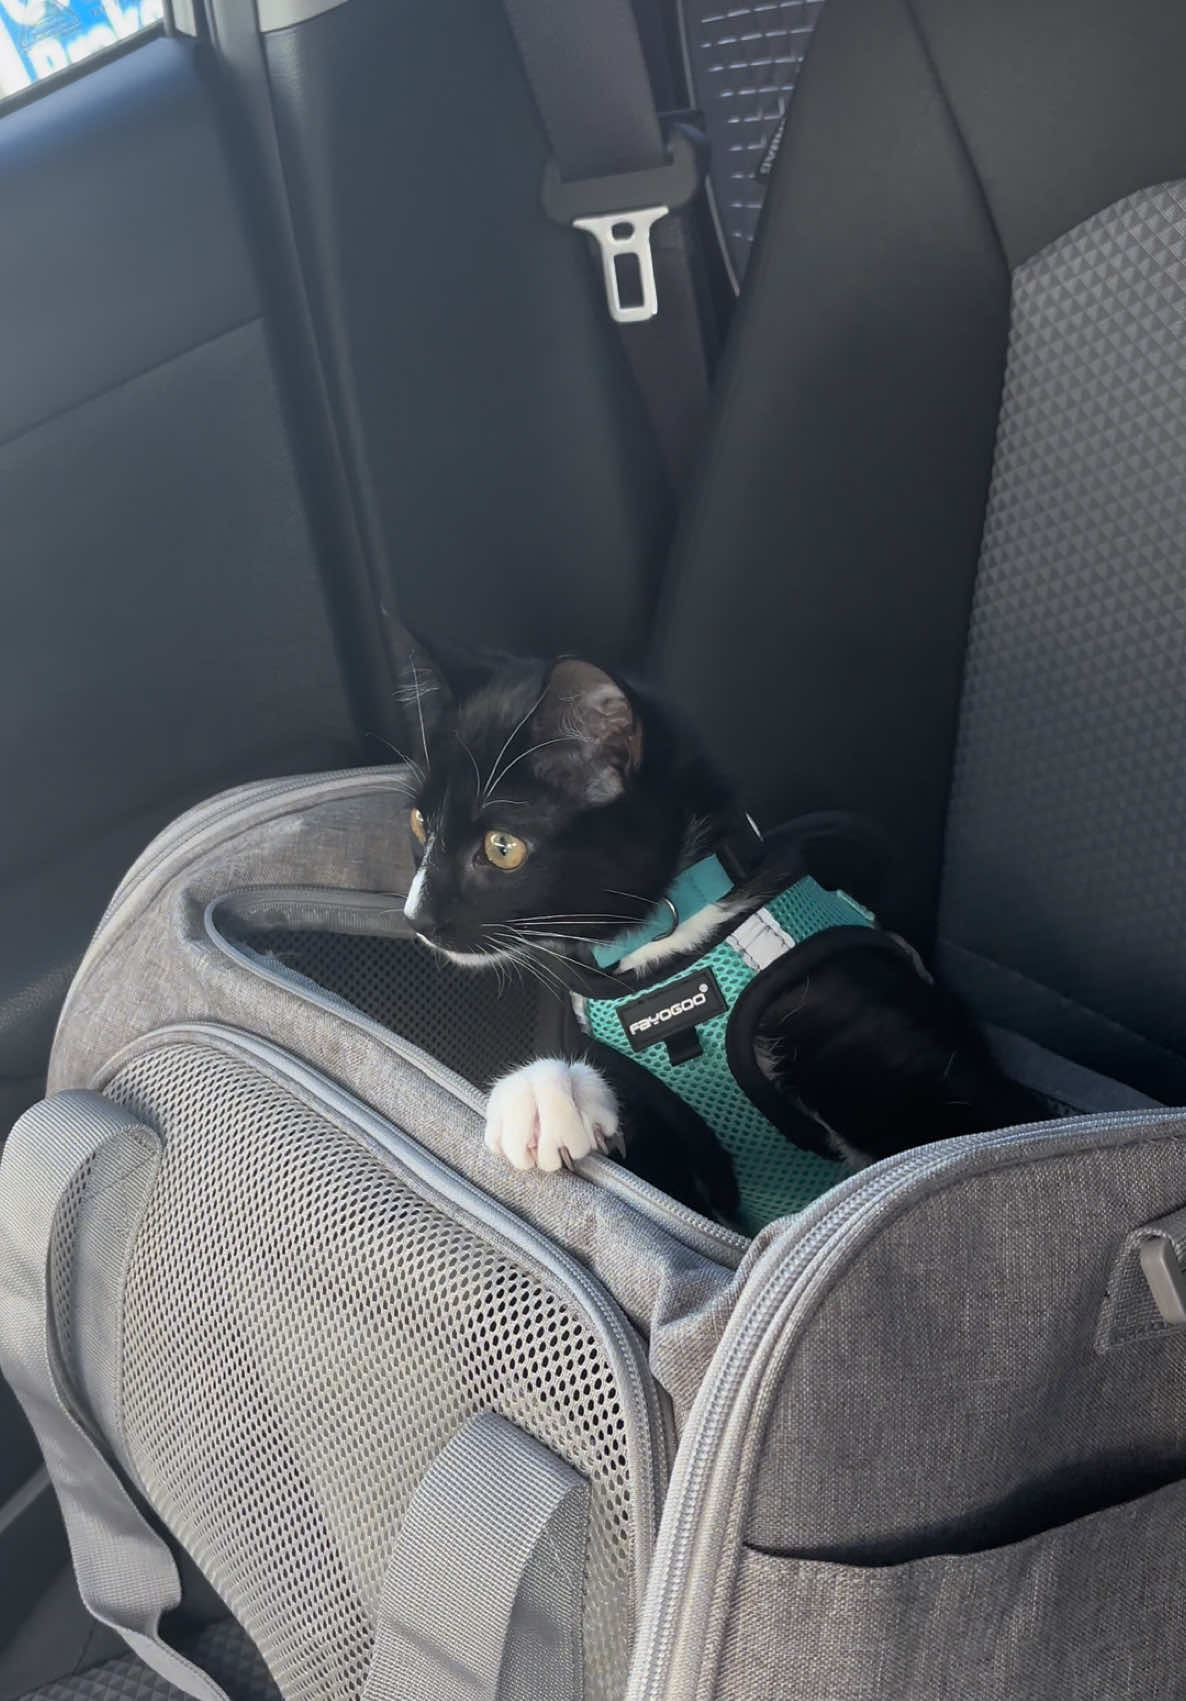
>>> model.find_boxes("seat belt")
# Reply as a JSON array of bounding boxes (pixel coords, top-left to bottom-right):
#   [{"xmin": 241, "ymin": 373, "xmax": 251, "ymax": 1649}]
[{"xmin": 501, "ymin": 0, "xmax": 713, "ymax": 492}]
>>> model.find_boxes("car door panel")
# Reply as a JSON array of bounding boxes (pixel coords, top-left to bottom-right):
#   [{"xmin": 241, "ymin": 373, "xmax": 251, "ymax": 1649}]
[{"xmin": 0, "ymin": 35, "xmax": 364, "ymax": 1136}]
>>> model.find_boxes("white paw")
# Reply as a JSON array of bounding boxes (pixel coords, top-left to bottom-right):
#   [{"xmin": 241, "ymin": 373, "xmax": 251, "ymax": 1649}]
[{"xmin": 484, "ymin": 1059, "xmax": 621, "ymax": 1174}]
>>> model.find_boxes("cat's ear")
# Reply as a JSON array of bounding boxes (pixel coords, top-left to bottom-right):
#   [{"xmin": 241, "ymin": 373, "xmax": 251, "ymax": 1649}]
[
  {"xmin": 394, "ymin": 641, "xmax": 454, "ymax": 755},
  {"xmin": 395, "ymin": 635, "xmax": 509, "ymax": 753},
  {"xmin": 531, "ymin": 659, "xmax": 642, "ymax": 805},
  {"xmin": 401, "ymin": 635, "xmax": 509, "ymax": 708}
]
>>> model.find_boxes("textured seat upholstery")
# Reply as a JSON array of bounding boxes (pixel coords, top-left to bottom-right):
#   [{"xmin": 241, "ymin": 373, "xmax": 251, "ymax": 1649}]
[{"xmin": 657, "ymin": 0, "xmax": 1186, "ymax": 1098}]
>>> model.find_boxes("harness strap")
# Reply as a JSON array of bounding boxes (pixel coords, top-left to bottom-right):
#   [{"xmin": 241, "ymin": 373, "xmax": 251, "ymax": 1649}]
[
  {"xmin": 592, "ymin": 852, "xmax": 735, "ymax": 968},
  {"xmin": 0, "ymin": 1091, "xmax": 233, "ymax": 1701},
  {"xmin": 581, "ymin": 876, "xmax": 877, "ymax": 1232}
]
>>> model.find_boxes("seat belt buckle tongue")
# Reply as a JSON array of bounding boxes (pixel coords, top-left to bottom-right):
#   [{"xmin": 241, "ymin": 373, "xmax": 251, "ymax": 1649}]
[
  {"xmin": 542, "ymin": 126, "xmax": 702, "ymax": 325},
  {"xmin": 572, "ymin": 207, "xmax": 668, "ymax": 323}
]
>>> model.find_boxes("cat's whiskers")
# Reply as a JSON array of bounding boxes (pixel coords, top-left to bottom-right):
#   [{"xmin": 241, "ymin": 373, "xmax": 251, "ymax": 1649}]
[
  {"xmin": 409, "ymin": 661, "xmax": 432, "ymax": 772},
  {"xmin": 487, "ymin": 926, "xmax": 576, "ymax": 991},
  {"xmin": 497, "ymin": 925, "xmax": 633, "ymax": 992},
  {"xmin": 485, "ymin": 929, "xmax": 570, "ymax": 1001},
  {"xmin": 511, "ymin": 920, "xmax": 633, "ymax": 932},
  {"xmin": 513, "ymin": 914, "xmax": 627, "ymax": 924},
  {"xmin": 512, "ymin": 925, "xmax": 632, "ymax": 949},
  {"xmin": 514, "ymin": 931, "xmax": 606, "ymax": 944},
  {"xmin": 485, "ymin": 736, "xmax": 575, "ymax": 793},
  {"xmin": 482, "ymin": 687, "xmax": 549, "ymax": 800},
  {"xmin": 366, "ymin": 733, "xmax": 425, "ymax": 783},
  {"xmin": 506, "ymin": 910, "xmax": 638, "ymax": 924},
  {"xmin": 604, "ymin": 887, "xmax": 656, "ymax": 910},
  {"xmin": 492, "ymin": 942, "xmax": 534, "ymax": 1000},
  {"xmin": 494, "ymin": 947, "xmax": 527, "ymax": 998},
  {"xmin": 455, "ymin": 732, "xmax": 483, "ymax": 798},
  {"xmin": 501, "ymin": 932, "xmax": 579, "ymax": 972}
]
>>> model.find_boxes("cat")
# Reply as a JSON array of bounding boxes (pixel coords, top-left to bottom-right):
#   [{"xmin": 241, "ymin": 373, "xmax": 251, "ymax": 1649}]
[{"xmin": 399, "ymin": 648, "xmax": 1044, "ymax": 1223}]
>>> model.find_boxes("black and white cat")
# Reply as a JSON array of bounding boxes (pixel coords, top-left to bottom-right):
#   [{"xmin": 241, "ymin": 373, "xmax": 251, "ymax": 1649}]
[{"xmin": 400, "ymin": 649, "xmax": 1042, "ymax": 1217}]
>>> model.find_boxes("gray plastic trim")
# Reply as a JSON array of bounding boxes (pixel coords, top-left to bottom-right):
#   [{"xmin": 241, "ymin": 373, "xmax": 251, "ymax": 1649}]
[
  {"xmin": 256, "ymin": 0, "xmax": 349, "ymax": 29},
  {"xmin": 983, "ymin": 1023, "xmax": 1162, "ymax": 1113},
  {"xmin": 1139, "ymin": 1237, "xmax": 1186, "ymax": 1326}
]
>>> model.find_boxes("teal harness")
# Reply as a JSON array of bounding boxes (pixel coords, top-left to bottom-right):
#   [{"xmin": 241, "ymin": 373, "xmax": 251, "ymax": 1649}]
[{"xmin": 575, "ymin": 855, "xmax": 877, "ymax": 1235}]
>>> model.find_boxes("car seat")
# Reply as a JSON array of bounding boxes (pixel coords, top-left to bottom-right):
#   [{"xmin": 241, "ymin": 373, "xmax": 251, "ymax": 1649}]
[{"xmin": 5, "ymin": 0, "xmax": 1186, "ymax": 1697}]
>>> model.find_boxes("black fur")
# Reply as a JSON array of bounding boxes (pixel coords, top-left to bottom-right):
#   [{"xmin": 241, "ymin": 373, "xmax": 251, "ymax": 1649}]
[
  {"xmin": 400, "ymin": 650, "xmax": 730, "ymax": 960},
  {"xmin": 752, "ymin": 943, "xmax": 1045, "ymax": 1163},
  {"xmin": 401, "ymin": 648, "xmax": 1045, "ymax": 1218}
]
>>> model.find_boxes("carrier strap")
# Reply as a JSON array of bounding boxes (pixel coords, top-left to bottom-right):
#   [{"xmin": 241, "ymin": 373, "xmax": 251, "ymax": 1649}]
[
  {"xmin": 0, "ymin": 1091, "xmax": 234, "ymax": 1701},
  {"xmin": 364, "ymin": 1410, "xmax": 588, "ymax": 1701}
]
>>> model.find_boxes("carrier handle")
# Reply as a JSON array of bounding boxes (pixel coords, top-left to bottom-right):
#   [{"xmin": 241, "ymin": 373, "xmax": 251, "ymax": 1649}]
[
  {"xmin": 0, "ymin": 1091, "xmax": 234, "ymax": 1701},
  {"xmin": 364, "ymin": 1410, "xmax": 589, "ymax": 1701}
]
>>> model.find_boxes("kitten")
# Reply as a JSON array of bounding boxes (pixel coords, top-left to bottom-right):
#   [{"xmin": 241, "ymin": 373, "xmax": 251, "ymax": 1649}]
[{"xmin": 400, "ymin": 649, "xmax": 1043, "ymax": 1222}]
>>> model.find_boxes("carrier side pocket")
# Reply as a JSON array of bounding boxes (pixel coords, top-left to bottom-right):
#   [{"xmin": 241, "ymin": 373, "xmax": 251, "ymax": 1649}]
[{"xmin": 718, "ymin": 1477, "xmax": 1186, "ymax": 1701}]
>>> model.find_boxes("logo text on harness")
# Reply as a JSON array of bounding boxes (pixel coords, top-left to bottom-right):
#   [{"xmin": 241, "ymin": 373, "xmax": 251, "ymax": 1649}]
[
  {"xmin": 616, "ymin": 969, "xmax": 727, "ymax": 1053},
  {"xmin": 629, "ymin": 985, "xmax": 710, "ymax": 1034}
]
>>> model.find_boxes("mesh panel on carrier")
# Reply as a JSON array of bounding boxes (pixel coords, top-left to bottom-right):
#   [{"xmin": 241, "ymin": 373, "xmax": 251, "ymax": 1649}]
[
  {"xmin": 98, "ymin": 1041, "xmax": 647, "ymax": 1701},
  {"xmin": 232, "ymin": 929, "xmax": 542, "ymax": 1090}
]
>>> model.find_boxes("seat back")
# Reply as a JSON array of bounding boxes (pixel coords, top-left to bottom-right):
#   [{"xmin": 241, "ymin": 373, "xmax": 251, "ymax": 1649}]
[
  {"xmin": 937, "ymin": 177, "xmax": 1186, "ymax": 1099},
  {"xmin": 655, "ymin": 0, "xmax": 1186, "ymax": 1097}
]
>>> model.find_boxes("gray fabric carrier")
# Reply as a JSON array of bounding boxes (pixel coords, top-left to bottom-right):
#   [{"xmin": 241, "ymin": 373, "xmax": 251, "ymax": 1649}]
[
  {"xmin": 7, "ymin": 179, "xmax": 1186, "ymax": 1700},
  {"xmin": 0, "ymin": 748, "xmax": 1183, "ymax": 1701}
]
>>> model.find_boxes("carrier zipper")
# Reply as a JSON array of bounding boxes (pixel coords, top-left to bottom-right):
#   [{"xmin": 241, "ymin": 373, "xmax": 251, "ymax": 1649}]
[
  {"xmin": 65, "ymin": 759, "xmax": 749, "ymax": 1267},
  {"xmin": 99, "ymin": 769, "xmax": 392, "ymax": 921},
  {"xmin": 206, "ymin": 888, "xmax": 751, "ymax": 1268},
  {"xmin": 626, "ymin": 1105, "xmax": 1186, "ymax": 1701},
  {"xmin": 59, "ymin": 769, "xmax": 410, "ymax": 1037},
  {"xmin": 578, "ymin": 1157, "xmax": 749, "ymax": 1266}
]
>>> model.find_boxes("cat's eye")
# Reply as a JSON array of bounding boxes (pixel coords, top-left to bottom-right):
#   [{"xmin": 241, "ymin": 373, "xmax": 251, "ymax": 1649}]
[
  {"xmin": 484, "ymin": 829, "xmax": 528, "ymax": 871},
  {"xmin": 410, "ymin": 807, "xmax": 428, "ymax": 845}
]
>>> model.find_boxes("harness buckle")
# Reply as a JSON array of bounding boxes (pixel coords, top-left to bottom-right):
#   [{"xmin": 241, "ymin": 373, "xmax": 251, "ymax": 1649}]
[
  {"xmin": 542, "ymin": 127, "xmax": 703, "ymax": 325},
  {"xmin": 665, "ymin": 1028, "xmax": 703, "ymax": 1066}
]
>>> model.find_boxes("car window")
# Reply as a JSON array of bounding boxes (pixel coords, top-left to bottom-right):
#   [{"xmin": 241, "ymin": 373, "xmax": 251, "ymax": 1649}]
[{"xmin": 0, "ymin": 0, "xmax": 162, "ymax": 101}]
